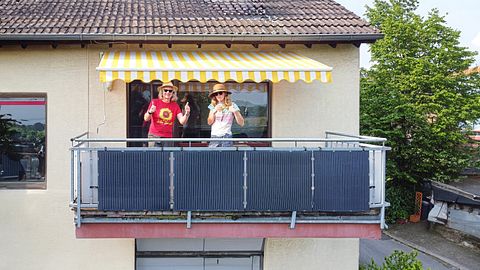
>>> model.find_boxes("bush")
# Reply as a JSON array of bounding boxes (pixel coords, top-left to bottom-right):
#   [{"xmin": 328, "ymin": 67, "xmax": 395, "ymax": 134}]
[
  {"xmin": 360, "ymin": 250, "xmax": 427, "ymax": 270},
  {"xmin": 385, "ymin": 185, "xmax": 415, "ymax": 224}
]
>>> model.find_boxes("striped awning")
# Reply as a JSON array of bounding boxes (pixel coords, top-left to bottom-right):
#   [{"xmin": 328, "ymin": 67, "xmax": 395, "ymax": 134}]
[{"xmin": 97, "ymin": 51, "xmax": 332, "ymax": 83}]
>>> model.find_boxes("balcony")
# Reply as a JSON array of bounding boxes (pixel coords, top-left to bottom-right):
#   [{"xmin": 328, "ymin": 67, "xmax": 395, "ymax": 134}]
[{"xmin": 70, "ymin": 132, "xmax": 389, "ymax": 239}]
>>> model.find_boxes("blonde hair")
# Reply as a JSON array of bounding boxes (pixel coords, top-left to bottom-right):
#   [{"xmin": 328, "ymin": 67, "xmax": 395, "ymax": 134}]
[
  {"xmin": 158, "ymin": 86, "xmax": 178, "ymax": 102},
  {"xmin": 210, "ymin": 92, "xmax": 232, "ymax": 109}
]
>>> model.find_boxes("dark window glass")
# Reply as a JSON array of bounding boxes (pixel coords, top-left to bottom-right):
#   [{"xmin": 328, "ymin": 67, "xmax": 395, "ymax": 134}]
[
  {"xmin": 177, "ymin": 82, "xmax": 269, "ymax": 139},
  {"xmin": 127, "ymin": 80, "xmax": 161, "ymax": 147},
  {"xmin": 127, "ymin": 81, "xmax": 269, "ymax": 146},
  {"xmin": 0, "ymin": 96, "xmax": 46, "ymax": 186}
]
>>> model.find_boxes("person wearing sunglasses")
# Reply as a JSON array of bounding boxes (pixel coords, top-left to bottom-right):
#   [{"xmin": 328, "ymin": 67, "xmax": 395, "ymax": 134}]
[
  {"xmin": 144, "ymin": 81, "xmax": 190, "ymax": 147},
  {"xmin": 207, "ymin": 83, "xmax": 244, "ymax": 147}
]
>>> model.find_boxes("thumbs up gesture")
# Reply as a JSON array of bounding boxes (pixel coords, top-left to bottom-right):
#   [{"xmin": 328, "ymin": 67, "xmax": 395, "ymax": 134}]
[
  {"xmin": 149, "ymin": 104, "xmax": 156, "ymax": 114},
  {"xmin": 185, "ymin": 102, "xmax": 191, "ymax": 114}
]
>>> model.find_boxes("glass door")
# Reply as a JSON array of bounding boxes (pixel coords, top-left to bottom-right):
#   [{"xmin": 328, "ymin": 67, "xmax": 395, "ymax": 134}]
[{"xmin": 127, "ymin": 80, "xmax": 160, "ymax": 147}]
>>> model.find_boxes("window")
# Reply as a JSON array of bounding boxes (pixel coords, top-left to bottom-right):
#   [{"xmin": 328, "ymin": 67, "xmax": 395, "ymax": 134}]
[
  {"xmin": 127, "ymin": 81, "xmax": 161, "ymax": 147},
  {"xmin": 127, "ymin": 81, "xmax": 270, "ymax": 146},
  {"xmin": 0, "ymin": 94, "xmax": 46, "ymax": 189},
  {"xmin": 177, "ymin": 82, "xmax": 269, "ymax": 139}
]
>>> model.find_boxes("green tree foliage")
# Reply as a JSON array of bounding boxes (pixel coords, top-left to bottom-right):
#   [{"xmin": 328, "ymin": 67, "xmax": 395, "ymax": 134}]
[
  {"xmin": 0, "ymin": 114, "xmax": 19, "ymax": 155},
  {"xmin": 360, "ymin": 250, "xmax": 427, "ymax": 270},
  {"xmin": 385, "ymin": 185, "xmax": 414, "ymax": 223},
  {"xmin": 361, "ymin": 0, "xmax": 480, "ymax": 185}
]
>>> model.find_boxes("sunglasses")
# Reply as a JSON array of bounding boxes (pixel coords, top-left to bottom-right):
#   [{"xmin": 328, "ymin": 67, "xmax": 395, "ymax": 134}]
[
  {"xmin": 163, "ymin": 89, "xmax": 174, "ymax": 93},
  {"xmin": 213, "ymin": 92, "xmax": 226, "ymax": 96}
]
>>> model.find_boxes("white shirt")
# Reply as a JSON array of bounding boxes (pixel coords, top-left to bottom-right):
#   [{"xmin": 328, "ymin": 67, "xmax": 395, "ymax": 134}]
[{"xmin": 208, "ymin": 102, "xmax": 240, "ymax": 136}]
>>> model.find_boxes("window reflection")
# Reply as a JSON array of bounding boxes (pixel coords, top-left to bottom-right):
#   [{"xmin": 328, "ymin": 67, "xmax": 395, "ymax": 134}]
[{"xmin": 0, "ymin": 97, "xmax": 46, "ymax": 183}]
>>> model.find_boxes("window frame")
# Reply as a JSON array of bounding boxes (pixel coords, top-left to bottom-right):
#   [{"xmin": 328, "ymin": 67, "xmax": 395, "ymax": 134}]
[{"xmin": 0, "ymin": 92, "xmax": 47, "ymax": 190}]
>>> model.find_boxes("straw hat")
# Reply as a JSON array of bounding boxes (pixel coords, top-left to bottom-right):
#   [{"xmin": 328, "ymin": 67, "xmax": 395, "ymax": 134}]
[
  {"xmin": 208, "ymin": 83, "xmax": 232, "ymax": 98},
  {"xmin": 158, "ymin": 81, "xmax": 178, "ymax": 92}
]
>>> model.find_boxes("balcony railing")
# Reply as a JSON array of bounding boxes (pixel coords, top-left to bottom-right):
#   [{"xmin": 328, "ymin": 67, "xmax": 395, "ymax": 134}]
[{"xmin": 70, "ymin": 132, "xmax": 389, "ymax": 229}]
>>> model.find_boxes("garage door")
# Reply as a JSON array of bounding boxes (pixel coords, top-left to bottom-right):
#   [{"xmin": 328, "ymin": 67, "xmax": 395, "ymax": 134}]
[{"xmin": 136, "ymin": 239, "xmax": 263, "ymax": 270}]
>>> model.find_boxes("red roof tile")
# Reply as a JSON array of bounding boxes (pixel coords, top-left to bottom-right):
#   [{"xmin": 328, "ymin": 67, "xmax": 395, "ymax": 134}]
[{"xmin": 0, "ymin": 0, "xmax": 381, "ymax": 41}]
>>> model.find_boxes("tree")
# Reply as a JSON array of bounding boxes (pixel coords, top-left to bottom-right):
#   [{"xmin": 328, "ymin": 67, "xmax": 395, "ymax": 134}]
[
  {"xmin": 361, "ymin": 0, "xmax": 480, "ymax": 186},
  {"xmin": 0, "ymin": 114, "xmax": 19, "ymax": 157}
]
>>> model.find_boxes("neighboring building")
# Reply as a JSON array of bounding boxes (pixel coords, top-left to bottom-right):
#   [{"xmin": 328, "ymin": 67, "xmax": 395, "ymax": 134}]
[
  {"xmin": 465, "ymin": 66, "xmax": 480, "ymax": 75},
  {"xmin": 472, "ymin": 129, "xmax": 480, "ymax": 141},
  {"xmin": 466, "ymin": 67, "xmax": 480, "ymax": 138},
  {"xmin": 0, "ymin": 1, "xmax": 387, "ymax": 269},
  {"xmin": 427, "ymin": 180, "xmax": 480, "ymax": 239}
]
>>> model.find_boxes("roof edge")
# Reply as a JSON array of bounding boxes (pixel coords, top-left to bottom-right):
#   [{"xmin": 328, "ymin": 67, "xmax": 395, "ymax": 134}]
[{"xmin": 0, "ymin": 33, "xmax": 384, "ymax": 43}]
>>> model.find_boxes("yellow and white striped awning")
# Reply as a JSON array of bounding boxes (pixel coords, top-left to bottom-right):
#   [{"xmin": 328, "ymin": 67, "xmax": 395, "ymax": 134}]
[{"xmin": 97, "ymin": 51, "xmax": 332, "ymax": 83}]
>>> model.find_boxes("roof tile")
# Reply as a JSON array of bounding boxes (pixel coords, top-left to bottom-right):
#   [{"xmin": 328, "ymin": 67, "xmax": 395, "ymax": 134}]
[{"xmin": 0, "ymin": 0, "xmax": 380, "ymax": 38}]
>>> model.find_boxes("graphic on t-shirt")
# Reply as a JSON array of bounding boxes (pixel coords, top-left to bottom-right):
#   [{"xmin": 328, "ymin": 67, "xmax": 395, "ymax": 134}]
[{"xmin": 157, "ymin": 108, "xmax": 173, "ymax": 125}]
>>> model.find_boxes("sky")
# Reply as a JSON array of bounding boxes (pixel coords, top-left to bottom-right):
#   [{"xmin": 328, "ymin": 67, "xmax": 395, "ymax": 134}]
[{"xmin": 334, "ymin": 0, "xmax": 480, "ymax": 68}]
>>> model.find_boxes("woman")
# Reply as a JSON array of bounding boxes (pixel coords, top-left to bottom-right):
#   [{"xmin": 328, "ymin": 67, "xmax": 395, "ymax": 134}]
[
  {"xmin": 207, "ymin": 83, "xmax": 244, "ymax": 147},
  {"xmin": 144, "ymin": 81, "xmax": 190, "ymax": 147}
]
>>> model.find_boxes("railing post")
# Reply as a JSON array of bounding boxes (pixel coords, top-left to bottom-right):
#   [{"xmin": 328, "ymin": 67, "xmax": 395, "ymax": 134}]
[
  {"xmin": 380, "ymin": 149, "xmax": 387, "ymax": 229},
  {"xmin": 311, "ymin": 151, "xmax": 315, "ymax": 210},
  {"xmin": 186, "ymin": 211, "xmax": 192, "ymax": 229},
  {"xmin": 243, "ymin": 151, "xmax": 248, "ymax": 209},
  {"xmin": 169, "ymin": 152, "xmax": 175, "ymax": 210},
  {"xmin": 89, "ymin": 150, "xmax": 94, "ymax": 203},
  {"xmin": 371, "ymin": 150, "xmax": 376, "ymax": 203},
  {"xmin": 290, "ymin": 211, "xmax": 297, "ymax": 229},
  {"xmin": 76, "ymin": 149, "xmax": 82, "ymax": 228},
  {"xmin": 70, "ymin": 149, "xmax": 74, "ymax": 205}
]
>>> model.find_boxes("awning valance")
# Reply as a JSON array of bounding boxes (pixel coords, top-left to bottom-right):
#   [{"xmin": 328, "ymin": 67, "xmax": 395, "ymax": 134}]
[{"xmin": 97, "ymin": 51, "xmax": 332, "ymax": 83}]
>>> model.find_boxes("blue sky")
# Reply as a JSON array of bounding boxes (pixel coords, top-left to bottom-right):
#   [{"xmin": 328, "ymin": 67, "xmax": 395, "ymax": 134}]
[{"xmin": 334, "ymin": 0, "xmax": 480, "ymax": 68}]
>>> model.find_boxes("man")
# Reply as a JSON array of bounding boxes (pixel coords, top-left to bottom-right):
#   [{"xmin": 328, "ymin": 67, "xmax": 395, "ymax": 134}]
[{"xmin": 144, "ymin": 81, "xmax": 190, "ymax": 147}]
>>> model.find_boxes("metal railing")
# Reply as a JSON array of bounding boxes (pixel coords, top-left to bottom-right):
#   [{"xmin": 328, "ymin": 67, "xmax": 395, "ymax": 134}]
[{"xmin": 70, "ymin": 132, "xmax": 389, "ymax": 228}]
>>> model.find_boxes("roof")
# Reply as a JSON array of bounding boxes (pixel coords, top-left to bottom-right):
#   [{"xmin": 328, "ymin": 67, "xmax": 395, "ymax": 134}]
[
  {"xmin": 465, "ymin": 66, "xmax": 480, "ymax": 75},
  {"xmin": 0, "ymin": 0, "xmax": 381, "ymax": 43}
]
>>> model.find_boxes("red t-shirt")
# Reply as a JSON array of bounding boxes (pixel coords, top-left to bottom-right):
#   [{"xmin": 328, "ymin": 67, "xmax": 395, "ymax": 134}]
[{"xmin": 147, "ymin": 99, "xmax": 181, "ymax": 138}]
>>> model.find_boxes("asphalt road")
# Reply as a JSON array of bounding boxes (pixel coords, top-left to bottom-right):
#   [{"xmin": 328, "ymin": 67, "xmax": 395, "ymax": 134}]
[{"xmin": 360, "ymin": 235, "xmax": 457, "ymax": 270}]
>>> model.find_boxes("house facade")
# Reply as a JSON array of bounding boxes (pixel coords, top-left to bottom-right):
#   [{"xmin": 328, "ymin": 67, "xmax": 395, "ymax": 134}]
[{"xmin": 0, "ymin": 1, "xmax": 386, "ymax": 269}]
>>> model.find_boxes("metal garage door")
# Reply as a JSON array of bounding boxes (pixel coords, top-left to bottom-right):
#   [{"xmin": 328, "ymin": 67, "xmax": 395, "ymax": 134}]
[{"xmin": 136, "ymin": 239, "xmax": 263, "ymax": 270}]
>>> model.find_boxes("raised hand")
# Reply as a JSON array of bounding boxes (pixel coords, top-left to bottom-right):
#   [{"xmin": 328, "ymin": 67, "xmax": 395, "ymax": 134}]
[
  {"xmin": 185, "ymin": 102, "xmax": 191, "ymax": 114},
  {"xmin": 215, "ymin": 104, "xmax": 223, "ymax": 112},
  {"xmin": 228, "ymin": 105, "xmax": 238, "ymax": 113},
  {"xmin": 149, "ymin": 104, "xmax": 156, "ymax": 114}
]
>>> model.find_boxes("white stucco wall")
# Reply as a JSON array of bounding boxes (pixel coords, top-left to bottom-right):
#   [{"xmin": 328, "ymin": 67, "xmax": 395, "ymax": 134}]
[
  {"xmin": 272, "ymin": 44, "xmax": 360, "ymax": 138},
  {"xmin": 0, "ymin": 43, "xmax": 360, "ymax": 270},
  {"xmin": 264, "ymin": 238, "xmax": 359, "ymax": 270},
  {"xmin": 0, "ymin": 46, "xmax": 133, "ymax": 270}
]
